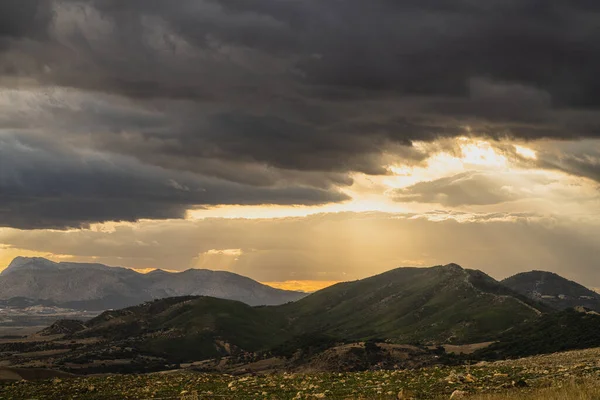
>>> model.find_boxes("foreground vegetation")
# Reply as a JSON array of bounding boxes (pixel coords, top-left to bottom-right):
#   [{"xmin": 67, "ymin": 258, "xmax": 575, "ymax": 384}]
[
  {"xmin": 1, "ymin": 347, "xmax": 599, "ymax": 400},
  {"xmin": 469, "ymin": 378, "xmax": 600, "ymax": 399}
]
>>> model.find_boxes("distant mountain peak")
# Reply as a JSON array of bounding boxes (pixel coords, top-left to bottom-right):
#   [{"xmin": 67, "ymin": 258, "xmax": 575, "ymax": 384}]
[
  {"xmin": 440, "ymin": 263, "xmax": 464, "ymax": 271},
  {"xmin": 7, "ymin": 256, "xmax": 50, "ymax": 267},
  {"xmin": 2, "ymin": 256, "xmax": 58, "ymax": 275},
  {"xmin": 146, "ymin": 269, "xmax": 171, "ymax": 275},
  {"xmin": 502, "ymin": 270, "xmax": 600, "ymax": 312}
]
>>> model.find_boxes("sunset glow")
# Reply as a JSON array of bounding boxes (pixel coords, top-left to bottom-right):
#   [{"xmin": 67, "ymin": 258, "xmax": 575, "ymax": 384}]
[{"xmin": 262, "ymin": 280, "xmax": 341, "ymax": 293}]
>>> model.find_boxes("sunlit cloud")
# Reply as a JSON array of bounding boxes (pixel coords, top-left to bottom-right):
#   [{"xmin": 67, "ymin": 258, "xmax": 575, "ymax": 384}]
[
  {"xmin": 192, "ymin": 248, "xmax": 244, "ymax": 271},
  {"xmin": 183, "ymin": 137, "xmax": 600, "ymax": 222},
  {"xmin": 459, "ymin": 138, "xmax": 508, "ymax": 167},
  {"xmin": 514, "ymin": 145, "xmax": 538, "ymax": 160}
]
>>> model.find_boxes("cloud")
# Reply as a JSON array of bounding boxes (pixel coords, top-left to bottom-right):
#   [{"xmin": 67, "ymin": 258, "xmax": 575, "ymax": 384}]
[
  {"xmin": 393, "ymin": 171, "xmax": 557, "ymax": 206},
  {"xmin": 0, "ymin": 0, "xmax": 599, "ymax": 181},
  {"xmin": 0, "ymin": 134, "xmax": 348, "ymax": 229},
  {"xmin": 0, "ymin": 0, "xmax": 52, "ymax": 40},
  {"xmin": 1, "ymin": 211, "xmax": 599, "ymax": 286},
  {"xmin": 2, "ymin": 1, "xmax": 600, "ymax": 229},
  {"xmin": 535, "ymin": 140, "xmax": 600, "ymax": 183}
]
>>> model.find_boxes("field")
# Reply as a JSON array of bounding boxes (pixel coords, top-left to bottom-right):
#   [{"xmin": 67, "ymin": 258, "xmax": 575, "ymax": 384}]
[{"xmin": 1, "ymin": 347, "xmax": 599, "ymax": 399}]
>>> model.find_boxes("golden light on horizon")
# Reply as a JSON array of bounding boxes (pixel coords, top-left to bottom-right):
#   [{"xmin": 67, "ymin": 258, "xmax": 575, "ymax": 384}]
[{"xmin": 263, "ymin": 280, "xmax": 341, "ymax": 292}]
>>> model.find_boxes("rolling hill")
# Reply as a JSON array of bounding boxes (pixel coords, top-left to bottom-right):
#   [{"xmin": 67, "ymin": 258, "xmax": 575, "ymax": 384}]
[
  {"xmin": 64, "ymin": 264, "xmax": 549, "ymax": 362},
  {"xmin": 502, "ymin": 271, "xmax": 600, "ymax": 312},
  {"xmin": 0, "ymin": 257, "xmax": 306, "ymax": 309},
  {"xmin": 279, "ymin": 264, "xmax": 549, "ymax": 343}
]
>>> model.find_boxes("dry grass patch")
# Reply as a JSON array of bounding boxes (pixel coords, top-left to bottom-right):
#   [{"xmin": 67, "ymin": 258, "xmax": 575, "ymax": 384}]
[{"xmin": 468, "ymin": 378, "xmax": 600, "ymax": 400}]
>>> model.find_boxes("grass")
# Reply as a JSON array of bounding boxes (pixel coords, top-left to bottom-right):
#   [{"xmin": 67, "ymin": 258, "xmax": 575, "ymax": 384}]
[
  {"xmin": 1, "ymin": 347, "xmax": 600, "ymax": 399},
  {"xmin": 467, "ymin": 378, "xmax": 600, "ymax": 399}
]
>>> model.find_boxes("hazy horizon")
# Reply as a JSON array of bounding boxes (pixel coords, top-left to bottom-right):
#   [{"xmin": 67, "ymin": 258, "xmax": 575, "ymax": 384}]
[{"xmin": 2, "ymin": 252, "xmax": 599, "ymax": 293}]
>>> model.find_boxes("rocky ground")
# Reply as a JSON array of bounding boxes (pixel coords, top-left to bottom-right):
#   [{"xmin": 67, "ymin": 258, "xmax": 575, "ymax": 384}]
[{"xmin": 0, "ymin": 347, "xmax": 599, "ymax": 399}]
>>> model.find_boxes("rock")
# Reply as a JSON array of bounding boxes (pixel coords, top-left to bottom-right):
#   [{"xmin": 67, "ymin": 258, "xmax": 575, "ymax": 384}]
[
  {"xmin": 450, "ymin": 390, "xmax": 467, "ymax": 399},
  {"xmin": 397, "ymin": 389, "xmax": 415, "ymax": 399}
]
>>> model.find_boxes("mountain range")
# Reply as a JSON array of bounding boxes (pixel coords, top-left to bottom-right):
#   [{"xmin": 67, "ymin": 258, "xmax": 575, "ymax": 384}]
[{"xmin": 0, "ymin": 257, "xmax": 306, "ymax": 309}]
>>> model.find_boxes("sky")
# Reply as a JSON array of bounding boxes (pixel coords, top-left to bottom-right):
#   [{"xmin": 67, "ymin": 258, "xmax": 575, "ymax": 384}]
[{"xmin": 0, "ymin": 0, "xmax": 599, "ymax": 291}]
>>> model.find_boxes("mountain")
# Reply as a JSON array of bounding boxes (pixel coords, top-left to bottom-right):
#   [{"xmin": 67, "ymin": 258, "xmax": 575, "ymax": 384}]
[
  {"xmin": 502, "ymin": 271, "xmax": 600, "ymax": 312},
  {"xmin": 0, "ymin": 257, "xmax": 306, "ymax": 309},
  {"xmin": 63, "ymin": 264, "xmax": 549, "ymax": 363}
]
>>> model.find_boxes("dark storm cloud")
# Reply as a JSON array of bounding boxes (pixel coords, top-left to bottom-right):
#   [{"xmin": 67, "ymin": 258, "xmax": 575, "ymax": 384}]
[
  {"xmin": 1, "ymin": 1, "xmax": 599, "ymax": 152},
  {"xmin": 82, "ymin": 0, "xmax": 600, "ymax": 108},
  {"xmin": 0, "ymin": 134, "xmax": 348, "ymax": 229},
  {"xmin": 0, "ymin": 0, "xmax": 52, "ymax": 40},
  {"xmin": 2, "ymin": 0, "xmax": 600, "ymax": 228}
]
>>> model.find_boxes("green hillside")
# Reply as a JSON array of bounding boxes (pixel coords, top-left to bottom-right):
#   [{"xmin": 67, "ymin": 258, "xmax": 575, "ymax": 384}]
[
  {"xmin": 473, "ymin": 308, "xmax": 600, "ymax": 360},
  {"xmin": 71, "ymin": 264, "xmax": 548, "ymax": 362},
  {"xmin": 279, "ymin": 264, "xmax": 545, "ymax": 344},
  {"xmin": 80, "ymin": 296, "xmax": 287, "ymax": 360}
]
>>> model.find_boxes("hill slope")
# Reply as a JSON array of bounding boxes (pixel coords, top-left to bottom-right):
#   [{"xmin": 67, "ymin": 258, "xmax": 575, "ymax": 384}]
[
  {"xmin": 0, "ymin": 257, "xmax": 306, "ymax": 309},
  {"xmin": 502, "ymin": 271, "xmax": 600, "ymax": 311},
  {"xmin": 279, "ymin": 264, "xmax": 548, "ymax": 344},
  {"xmin": 66, "ymin": 264, "xmax": 548, "ymax": 362},
  {"xmin": 473, "ymin": 308, "xmax": 600, "ymax": 360},
  {"xmin": 78, "ymin": 296, "xmax": 288, "ymax": 361}
]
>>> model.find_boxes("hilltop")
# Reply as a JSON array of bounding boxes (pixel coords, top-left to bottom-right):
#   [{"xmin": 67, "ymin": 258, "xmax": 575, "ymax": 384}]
[{"xmin": 502, "ymin": 270, "xmax": 600, "ymax": 312}]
